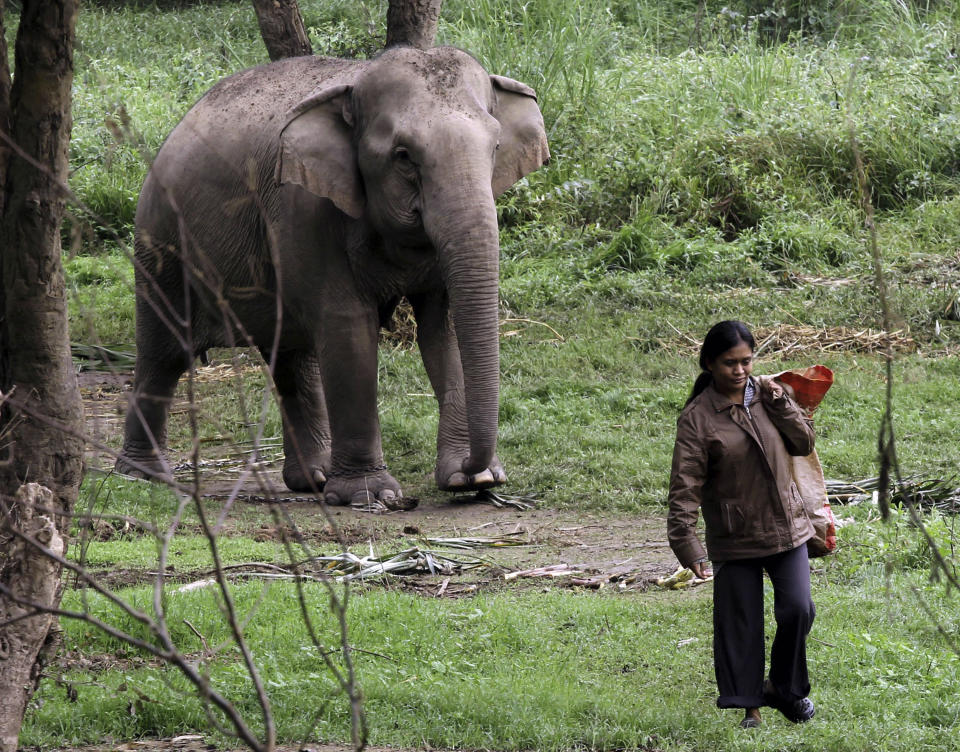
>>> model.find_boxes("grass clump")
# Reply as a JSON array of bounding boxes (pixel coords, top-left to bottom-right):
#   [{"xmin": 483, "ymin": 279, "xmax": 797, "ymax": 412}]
[
  {"xmin": 302, "ymin": 0, "xmax": 387, "ymax": 58},
  {"xmin": 64, "ymin": 253, "xmax": 135, "ymax": 345}
]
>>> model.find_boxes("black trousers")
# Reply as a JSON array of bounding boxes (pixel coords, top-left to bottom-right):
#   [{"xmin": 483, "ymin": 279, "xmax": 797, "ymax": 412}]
[{"xmin": 713, "ymin": 543, "xmax": 815, "ymax": 708}]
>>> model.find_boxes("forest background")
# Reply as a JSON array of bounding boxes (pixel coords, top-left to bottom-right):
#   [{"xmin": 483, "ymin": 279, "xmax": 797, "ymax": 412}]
[{"xmin": 6, "ymin": 0, "xmax": 960, "ymax": 750}]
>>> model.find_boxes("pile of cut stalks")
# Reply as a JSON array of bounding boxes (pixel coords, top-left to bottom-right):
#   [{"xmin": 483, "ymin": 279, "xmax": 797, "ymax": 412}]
[
  {"xmin": 827, "ymin": 475, "xmax": 960, "ymax": 514},
  {"xmin": 752, "ymin": 325, "xmax": 917, "ymax": 356}
]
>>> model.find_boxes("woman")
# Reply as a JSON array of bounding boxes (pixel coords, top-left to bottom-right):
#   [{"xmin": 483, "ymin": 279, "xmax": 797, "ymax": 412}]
[{"xmin": 667, "ymin": 320, "xmax": 817, "ymax": 729}]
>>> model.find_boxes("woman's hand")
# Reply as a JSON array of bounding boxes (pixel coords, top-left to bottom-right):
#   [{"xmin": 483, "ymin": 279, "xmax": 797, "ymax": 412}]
[
  {"xmin": 758, "ymin": 377, "xmax": 795, "ymax": 402},
  {"xmin": 759, "ymin": 377, "xmax": 784, "ymax": 401},
  {"xmin": 691, "ymin": 560, "xmax": 713, "ymax": 579}
]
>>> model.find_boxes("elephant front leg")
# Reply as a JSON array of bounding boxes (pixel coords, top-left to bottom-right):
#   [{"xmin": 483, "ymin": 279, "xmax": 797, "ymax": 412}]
[
  {"xmin": 410, "ymin": 292, "xmax": 506, "ymax": 492},
  {"xmin": 318, "ymin": 306, "xmax": 403, "ymax": 507}
]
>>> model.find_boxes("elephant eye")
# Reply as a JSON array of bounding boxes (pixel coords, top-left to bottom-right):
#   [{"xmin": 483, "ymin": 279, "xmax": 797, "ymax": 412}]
[{"xmin": 392, "ymin": 146, "xmax": 418, "ymax": 177}]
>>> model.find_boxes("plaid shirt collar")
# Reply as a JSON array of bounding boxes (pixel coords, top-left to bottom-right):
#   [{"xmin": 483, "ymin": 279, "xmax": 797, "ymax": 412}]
[{"xmin": 743, "ymin": 377, "xmax": 756, "ymax": 415}]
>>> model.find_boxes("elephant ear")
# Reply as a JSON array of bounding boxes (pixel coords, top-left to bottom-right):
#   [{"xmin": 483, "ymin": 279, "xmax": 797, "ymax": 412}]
[
  {"xmin": 489, "ymin": 75, "xmax": 550, "ymax": 198},
  {"xmin": 276, "ymin": 84, "xmax": 365, "ymax": 219}
]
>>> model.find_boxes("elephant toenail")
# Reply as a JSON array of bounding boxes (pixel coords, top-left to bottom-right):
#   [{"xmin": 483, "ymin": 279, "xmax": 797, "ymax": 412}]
[
  {"xmin": 324, "ymin": 492, "xmax": 347, "ymax": 506},
  {"xmin": 447, "ymin": 472, "xmax": 468, "ymax": 488},
  {"xmin": 472, "ymin": 469, "xmax": 495, "ymax": 486}
]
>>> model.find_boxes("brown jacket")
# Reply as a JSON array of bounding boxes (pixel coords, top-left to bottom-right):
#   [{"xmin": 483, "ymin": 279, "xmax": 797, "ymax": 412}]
[{"xmin": 667, "ymin": 377, "xmax": 816, "ymax": 567}]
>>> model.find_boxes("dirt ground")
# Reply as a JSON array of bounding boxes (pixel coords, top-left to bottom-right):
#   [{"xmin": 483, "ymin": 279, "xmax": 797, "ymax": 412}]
[{"xmin": 77, "ymin": 367, "xmax": 679, "ymax": 592}]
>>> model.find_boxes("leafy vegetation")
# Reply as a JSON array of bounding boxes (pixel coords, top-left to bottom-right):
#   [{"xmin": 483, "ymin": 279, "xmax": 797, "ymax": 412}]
[
  {"xmin": 59, "ymin": 0, "xmax": 960, "ymax": 341},
  {"xmin": 10, "ymin": 0, "xmax": 960, "ymax": 749}
]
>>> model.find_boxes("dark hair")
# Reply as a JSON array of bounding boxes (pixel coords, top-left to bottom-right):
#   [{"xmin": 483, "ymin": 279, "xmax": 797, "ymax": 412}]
[{"xmin": 686, "ymin": 320, "xmax": 756, "ymax": 405}]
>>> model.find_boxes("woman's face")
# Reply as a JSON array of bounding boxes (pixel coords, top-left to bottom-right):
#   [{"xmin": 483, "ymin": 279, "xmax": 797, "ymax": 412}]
[{"xmin": 707, "ymin": 341, "xmax": 754, "ymax": 397}]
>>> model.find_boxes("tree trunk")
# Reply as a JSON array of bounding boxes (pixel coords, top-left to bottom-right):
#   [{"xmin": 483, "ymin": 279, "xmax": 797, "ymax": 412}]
[
  {"xmin": 0, "ymin": 486, "xmax": 66, "ymax": 752},
  {"xmin": 0, "ymin": 0, "xmax": 84, "ymax": 749},
  {"xmin": 251, "ymin": 0, "xmax": 312, "ymax": 61},
  {"xmin": 386, "ymin": 0, "xmax": 443, "ymax": 49}
]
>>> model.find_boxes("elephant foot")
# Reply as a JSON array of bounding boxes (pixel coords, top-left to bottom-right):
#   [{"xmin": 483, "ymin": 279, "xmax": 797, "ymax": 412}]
[
  {"xmin": 436, "ymin": 455, "xmax": 507, "ymax": 492},
  {"xmin": 282, "ymin": 457, "xmax": 329, "ymax": 493},
  {"xmin": 114, "ymin": 447, "xmax": 173, "ymax": 484},
  {"xmin": 323, "ymin": 466, "xmax": 408, "ymax": 512}
]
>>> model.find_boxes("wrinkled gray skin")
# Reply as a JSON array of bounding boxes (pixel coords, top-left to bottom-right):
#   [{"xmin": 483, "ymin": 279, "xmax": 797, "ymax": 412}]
[{"xmin": 115, "ymin": 46, "xmax": 549, "ymax": 506}]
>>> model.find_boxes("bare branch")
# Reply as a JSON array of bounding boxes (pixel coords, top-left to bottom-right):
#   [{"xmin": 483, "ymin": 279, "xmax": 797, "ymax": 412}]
[{"xmin": 845, "ymin": 65, "xmax": 960, "ymax": 650}]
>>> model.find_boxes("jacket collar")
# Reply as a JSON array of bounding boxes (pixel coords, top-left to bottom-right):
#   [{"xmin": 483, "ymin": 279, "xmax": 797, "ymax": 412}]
[{"xmin": 705, "ymin": 376, "xmax": 759, "ymax": 412}]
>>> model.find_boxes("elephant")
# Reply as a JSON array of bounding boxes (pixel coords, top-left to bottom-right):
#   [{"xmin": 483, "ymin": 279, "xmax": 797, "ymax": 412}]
[{"xmin": 114, "ymin": 45, "xmax": 550, "ymax": 507}]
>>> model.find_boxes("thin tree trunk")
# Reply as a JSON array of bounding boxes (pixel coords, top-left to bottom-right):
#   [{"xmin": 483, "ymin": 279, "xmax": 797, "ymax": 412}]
[
  {"xmin": 0, "ymin": 0, "xmax": 84, "ymax": 749},
  {"xmin": 385, "ymin": 0, "xmax": 443, "ymax": 49},
  {"xmin": 0, "ymin": 0, "xmax": 13, "ymax": 220},
  {"xmin": 251, "ymin": 0, "xmax": 312, "ymax": 61}
]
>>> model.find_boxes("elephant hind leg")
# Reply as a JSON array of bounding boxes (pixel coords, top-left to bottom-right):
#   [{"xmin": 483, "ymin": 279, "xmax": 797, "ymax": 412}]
[
  {"xmin": 115, "ymin": 353, "xmax": 190, "ymax": 482},
  {"xmin": 268, "ymin": 349, "xmax": 331, "ymax": 493}
]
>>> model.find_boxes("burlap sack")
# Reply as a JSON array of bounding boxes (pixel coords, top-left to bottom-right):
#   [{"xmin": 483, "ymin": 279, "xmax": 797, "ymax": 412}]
[{"xmin": 773, "ymin": 366, "xmax": 837, "ymax": 557}]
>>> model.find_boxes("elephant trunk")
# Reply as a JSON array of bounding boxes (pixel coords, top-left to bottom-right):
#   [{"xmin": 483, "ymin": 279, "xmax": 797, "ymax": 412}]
[{"xmin": 428, "ymin": 191, "xmax": 501, "ymax": 475}]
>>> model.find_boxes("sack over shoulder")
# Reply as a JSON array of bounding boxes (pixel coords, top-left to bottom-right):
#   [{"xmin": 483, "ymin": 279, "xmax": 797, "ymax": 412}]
[{"xmin": 790, "ymin": 448, "xmax": 837, "ymax": 557}]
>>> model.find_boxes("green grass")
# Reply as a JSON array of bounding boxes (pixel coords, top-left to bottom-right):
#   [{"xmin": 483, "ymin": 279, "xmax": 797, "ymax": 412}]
[
  {"xmin": 59, "ymin": 0, "xmax": 960, "ymax": 350},
  {"xmin": 23, "ymin": 545, "xmax": 960, "ymax": 750},
  {"xmin": 72, "ymin": 533, "xmax": 291, "ymax": 571}
]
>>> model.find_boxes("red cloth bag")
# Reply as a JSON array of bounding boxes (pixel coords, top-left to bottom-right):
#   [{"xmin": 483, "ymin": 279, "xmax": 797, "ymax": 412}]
[{"xmin": 774, "ymin": 364, "xmax": 833, "ymax": 413}]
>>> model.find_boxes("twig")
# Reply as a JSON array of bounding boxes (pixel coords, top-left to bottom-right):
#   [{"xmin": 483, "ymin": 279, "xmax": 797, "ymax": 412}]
[
  {"xmin": 665, "ymin": 320, "xmax": 701, "ymax": 347},
  {"xmin": 182, "ymin": 619, "xmax": 212, "ymax": 657},
  {"xmin": 499, "ymin": 317, "xmax": 565, "ymax": 342}
]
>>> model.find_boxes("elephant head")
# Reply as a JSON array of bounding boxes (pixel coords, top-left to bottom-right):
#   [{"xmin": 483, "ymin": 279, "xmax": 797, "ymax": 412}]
[{"xmin": 275, "ymin": 46, "xmax": 549, "ymax": 476}]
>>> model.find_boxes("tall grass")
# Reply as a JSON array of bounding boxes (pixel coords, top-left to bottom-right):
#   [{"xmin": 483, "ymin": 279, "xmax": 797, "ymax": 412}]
[
  {"xmin": 68, "ymin": 3, "xmax": 266, "ymax": 234},
  {"xmin": 440, "ymin": 0, "xmax": 620, "ymax": 121},
  {"xmin": 64, "ymin": 0, "xmax": 960, "ymax": 293}
]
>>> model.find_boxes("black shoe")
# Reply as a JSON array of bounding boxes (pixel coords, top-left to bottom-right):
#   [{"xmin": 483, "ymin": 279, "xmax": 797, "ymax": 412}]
[{"xmin": 763, "ymin": 680, "xmax": 816, "ymax": 723}]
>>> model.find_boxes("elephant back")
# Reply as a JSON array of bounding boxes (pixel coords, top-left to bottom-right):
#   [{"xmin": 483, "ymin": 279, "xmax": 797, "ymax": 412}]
[
  {"xmin": 147, "ymin": 57, "xmax": 359, "ymax": 199},
  {"xmin": 134, "ymin": 57, "xmax": 360, "ymax": 335}
]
